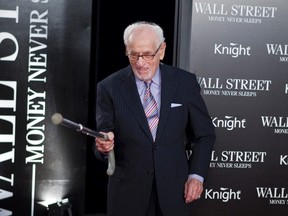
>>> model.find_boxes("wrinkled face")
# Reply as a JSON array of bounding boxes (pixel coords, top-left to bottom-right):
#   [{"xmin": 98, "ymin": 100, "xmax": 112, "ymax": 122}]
[{"xmin": 126, "ymin": 28, "xmax": 166, "ymax": 82}]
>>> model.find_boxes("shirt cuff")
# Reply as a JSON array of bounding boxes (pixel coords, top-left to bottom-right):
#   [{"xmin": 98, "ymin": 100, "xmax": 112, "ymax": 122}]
[{"xmin": 189, "ymin": 174, "xmax": 204, "ymax": 182}]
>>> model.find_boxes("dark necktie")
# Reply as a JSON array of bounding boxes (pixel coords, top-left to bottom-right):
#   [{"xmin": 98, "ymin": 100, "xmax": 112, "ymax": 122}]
[{"xmin": 143, "ymin": 81, "xmax": 159, "ymax": 141}]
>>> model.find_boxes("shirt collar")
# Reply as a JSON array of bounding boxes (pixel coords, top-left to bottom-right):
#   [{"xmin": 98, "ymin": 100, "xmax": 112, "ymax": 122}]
[{"xmin": 135, "ymin": 68, "xmax": 161, "ymax": 89}]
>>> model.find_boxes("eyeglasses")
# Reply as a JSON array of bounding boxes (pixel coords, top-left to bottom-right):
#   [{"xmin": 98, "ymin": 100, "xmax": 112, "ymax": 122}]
[{"xmin": 126, "ymin": 43, "xmax": 162, "ymax": 61}]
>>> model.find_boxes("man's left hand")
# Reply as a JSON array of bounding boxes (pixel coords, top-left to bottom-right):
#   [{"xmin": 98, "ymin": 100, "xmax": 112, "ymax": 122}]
[{"xmin": 184, "ymin": 177, "xmax": 203, "ymax": 203}]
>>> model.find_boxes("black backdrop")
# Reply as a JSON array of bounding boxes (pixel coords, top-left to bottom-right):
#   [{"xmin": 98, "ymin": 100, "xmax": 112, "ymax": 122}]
[
  {"xmin": 1, "ymin": 0, "xmax": 92, "ymax": 215},
  {"xmin": 85, "ymin": 0, "xmax": 176, "ymax": 214}
]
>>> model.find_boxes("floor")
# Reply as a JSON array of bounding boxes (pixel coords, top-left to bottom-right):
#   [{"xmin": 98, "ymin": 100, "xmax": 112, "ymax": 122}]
[{"xmin": 85, "ymin": 214, "xmax": 106, "ymax": 216}]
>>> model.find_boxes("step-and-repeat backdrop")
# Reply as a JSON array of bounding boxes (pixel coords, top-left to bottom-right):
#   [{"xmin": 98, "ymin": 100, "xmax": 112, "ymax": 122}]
[
  {"xmin": 1, "ymin": 0, "xmax": 92, "ymax": 215},
  {"xmin": 177, "ymin": 0, "xmax": 288, "ymax": 215},
  {"xmin": 2, "ymin": 0, "xmax": 288, "ymax": 215}
]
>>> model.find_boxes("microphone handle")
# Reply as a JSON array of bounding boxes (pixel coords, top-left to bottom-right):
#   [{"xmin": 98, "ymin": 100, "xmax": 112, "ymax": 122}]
[
  {"xmin": 52, "ymin": 113, "xmax": 115, "ymax": 176},
  {"xmin": 61, "ymin": 117, "xmax": 107, "ymax": 140}
]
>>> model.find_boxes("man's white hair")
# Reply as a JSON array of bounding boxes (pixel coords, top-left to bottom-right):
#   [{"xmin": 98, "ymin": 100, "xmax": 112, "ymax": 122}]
[{"xmin": 123, "ymin": 21, "xmax": 165, "ymax": 47}]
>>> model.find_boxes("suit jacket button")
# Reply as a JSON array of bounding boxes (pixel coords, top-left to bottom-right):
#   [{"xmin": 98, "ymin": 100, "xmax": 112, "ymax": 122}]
[
  {"xmin": 153, "ymin": 145, "xmax": 159, "ymax": 150},
  {"xmin": 147, "ymin": 170, "xmax": 154, "ymax": 175}
]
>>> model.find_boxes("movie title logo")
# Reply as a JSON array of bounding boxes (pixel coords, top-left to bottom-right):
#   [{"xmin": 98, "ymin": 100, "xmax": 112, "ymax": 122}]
[
  {"xmin": 214, "ymin": 43, "xmax": 251, "ymax": 58},
  {"xmin": 212, "ymin": 116, "xmax": 246, "ymax": 131},
  {"xmin": 266, "ymin": 44, "xmax": 288, "ymax": 63},
  {"xmin": 194, "ymin": 2, "xmax": 278, "ymax": 24},
  {"xmin": 0, "ymin": 6, "xmax": 20, "ymax": 216},
  {"xmin": 198, "ymin": 77, "xmax": 272, "ymax": 97},
  {"xmin": 1, "ymin": 2, "xmax": 49, "ymax": 215},
  {"xmin": 210, "ymin": 150, "xmax": 267, "ymax": 169},
  {"xmin": 256, "ymin": 187, "xmax": 288, "ymax": 205},
  {"xmin": 205, "ymin": 187, "xmax": 241, "ymax": 202},
  {"xmin": 261, "ymin": 116, "xmax": 288, "ymax": 134}
]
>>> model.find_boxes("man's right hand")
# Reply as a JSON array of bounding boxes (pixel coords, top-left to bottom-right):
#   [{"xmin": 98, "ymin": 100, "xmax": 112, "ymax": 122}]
[{"xmin": 95, "ymin": 132, "xmax": 114, "ymax": 153}]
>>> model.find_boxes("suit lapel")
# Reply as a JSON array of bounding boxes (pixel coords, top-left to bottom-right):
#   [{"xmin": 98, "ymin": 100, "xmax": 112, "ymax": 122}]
[
  {"xmin": 116, "ymin": 65, "xmax": 179, "ymax": 142},
  {"xmin": 156, "ymin": 65, "xmax": 178, "ymax": 142},
  {"xmin": 118, "ymin": 67, "xmax": 152, "ymax": 140}
]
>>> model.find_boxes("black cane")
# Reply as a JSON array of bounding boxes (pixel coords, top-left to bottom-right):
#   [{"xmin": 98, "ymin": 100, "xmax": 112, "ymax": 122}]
[{"xmin": 51, "ymin": 113, "xmax": 115, "ymax": 176}]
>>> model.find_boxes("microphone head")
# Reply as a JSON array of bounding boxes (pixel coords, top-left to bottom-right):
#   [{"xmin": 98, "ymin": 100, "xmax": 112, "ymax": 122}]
[{"xmin": 51, "ymin": 113, "xmax": 63, "ymax": 125}]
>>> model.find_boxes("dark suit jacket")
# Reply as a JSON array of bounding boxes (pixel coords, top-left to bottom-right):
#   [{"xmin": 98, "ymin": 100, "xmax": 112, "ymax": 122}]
[{"xmin": 94, "ymin": 63, "xmax": 216, "ymax": 216}]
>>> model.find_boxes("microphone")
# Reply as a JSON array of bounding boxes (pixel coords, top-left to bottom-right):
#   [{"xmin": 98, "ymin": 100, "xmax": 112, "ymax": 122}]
[{"xmin": 51, "ymin": 113, "xmax": 115, "ymax": 176}]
